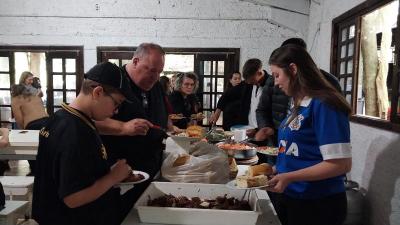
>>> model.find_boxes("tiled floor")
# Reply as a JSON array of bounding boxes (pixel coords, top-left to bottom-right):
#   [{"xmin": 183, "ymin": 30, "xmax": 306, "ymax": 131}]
[{"xmin": 3, "ymin": 160, "xmax": 37, "ymax": 225}]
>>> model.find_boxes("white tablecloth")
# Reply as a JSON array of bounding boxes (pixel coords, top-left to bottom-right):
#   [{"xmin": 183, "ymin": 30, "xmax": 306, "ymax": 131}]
[{"xmin": 0, "ymin": 130, "xmax": 38, "ymax": 160}]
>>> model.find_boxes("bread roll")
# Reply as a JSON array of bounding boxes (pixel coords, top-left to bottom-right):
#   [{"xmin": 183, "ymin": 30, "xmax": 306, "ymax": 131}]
[
  {"xmin": 173, "ymin": 154, "xmax": 190, "ymax": 167},
  {"xmin": 229, "ymin": 157, "xmax": 238, "ymax": 179},
  {"xmin": 236, "ymin": 175, "xmax": 268, "ymax": 188},
  {"xmin": 186, "ymin": 125, "xmax": 204, "ymax": 138},
  {"xmin": 248, "ymin": 163, "xmax": 273, "ymax": 177}
]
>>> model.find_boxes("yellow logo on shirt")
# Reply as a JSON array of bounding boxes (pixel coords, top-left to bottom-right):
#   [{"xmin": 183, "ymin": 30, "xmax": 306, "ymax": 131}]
[
  {"xmin": 100, "ymin": 144, "xmax": 108, "ymax": 160},
  {"xmin": 39, "ymin": 127, "xmax": 49, "ymax": 138}
]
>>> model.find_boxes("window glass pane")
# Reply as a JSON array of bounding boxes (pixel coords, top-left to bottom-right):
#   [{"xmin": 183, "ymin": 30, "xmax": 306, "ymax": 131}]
[
  {"xmin": 348, "ymin": 43, "xmax": 354, "ymax": 57},
  {"xmin": 202, "ymin": 110, "xmax": 212, "ymax": 125},
  {"xmin": 0, "ymin": 107, "xmax": 11, "ymax": 121},
  {"xmin": 164, "ymin": 54, "xmax": 194, "ymax": 73},
  {"xmin": 204, "ymin": 78, "xmax": 211, "ymax": 92},
  {"xmin": 215, "ymin": 94, "xmax": 222, "ymax": 109},
  {"xmin": 66, "ymin": 91, "xmax": 76, "ymax": 103},
  {"xmin": 0, "ymin": 91, "xmax": 11, "ymax": 105},
  {"xmin": 216, "ymin": 111, "xmax": 223, "ymax": 126},
  {"xmin": 217, "ymin": 78, "xmax": 224, "ymax": 92},
  {"xmin": 53, "ymin": 91, "xmax": 64, "ymax": 105},
  {"xmin": 340, "ymin": 62, "xmax": 346, "ymax": 75},
  {"xmin": 0, "ymin": 57, "xmax": 9, "ymax": 71},
  {"xmin": 53, "ymin": 75, "xmax": 63, "ymax": 89},
  {"xmin": 54, "ymin": 107, "xmax": 61, "ymax": 113},
  {"xmin": 66, "ymin": 75, "xmax": 76, "ymax": 89},
  {"xmin": 203, "ymin": 61, "xmax": 211, "ymax": 75},
  {"xmin": 349, "ymin": 25, "xmax": 355, "ymax": 39},
  {"xmin": 108, "ymin": 59, "xmax": 119, "ymax": 65},
  {"xmin": 346, "ymin": 95, "xmax": 352, "ymax": 104},
  {"xmin": 0, "ymin": 74, "xmax": 10, "ymax": 88},
  {"xmin": 341, "ymin": 28, "xmax": 348, "ymax": 42},
  {"xmin": 52, "ymin": 59, "xmax": 63, "ymax": 72},
  {"xmin": 347, "ymin": 60, "xmax": 353, "ymax": 74},
  {"xmin": 213, "ymin": 61, "xmax": 217, "ymax": 76},
  {"xmin": 355, "ymin": 0, "xmax": 397, "ymax": 120},
  {"xmin": 217, "ymin": 61, "xmax": 224, "ymax": 75},
  {"xmin": 346, "ymin": 77, "xmax": 352, "ymax": 91},
  {"xmin": 340, "ymin": 78, "xmax": 345, "ymax": 91},
  {"xmin": 203, "ymin": 95, "xmax": 210, "ymax": 109},
  {"xmin": 341, "ymin": 45, "xmax": 347, "ymax": 58},
  {"xmin": 356, "ymin": 97, "xmax": 365, "ymax": 114},
  {"xmin": 122, "ymin": 59, "xmax": 131, "ymax": 66},
  {"xmin": 65, "ymin": 59, "xmax": 76, "ymax": 73}
]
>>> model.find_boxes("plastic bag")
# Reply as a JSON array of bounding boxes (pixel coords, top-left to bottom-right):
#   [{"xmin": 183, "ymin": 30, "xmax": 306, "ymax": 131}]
[{"xmin": 161, "ymin": 141, "xmax": 229, "ymax": 184}]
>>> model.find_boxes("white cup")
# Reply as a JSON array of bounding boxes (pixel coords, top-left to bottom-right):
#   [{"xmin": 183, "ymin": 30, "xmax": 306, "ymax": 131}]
[{"xmin": 233, "ymin": 129, "xmax": 246, "ymax": 142}]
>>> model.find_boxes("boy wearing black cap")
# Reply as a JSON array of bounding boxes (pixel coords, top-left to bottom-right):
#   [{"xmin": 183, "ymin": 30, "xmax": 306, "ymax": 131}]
[{"xmin": 32, "ymin": 62, "xmax": 134, "ymax": 225}]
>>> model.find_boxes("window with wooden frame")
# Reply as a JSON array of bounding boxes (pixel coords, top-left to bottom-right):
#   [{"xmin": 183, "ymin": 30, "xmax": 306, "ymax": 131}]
[
  {"xmin": 331, "ymin": 0, "xmax": 400, "ymax": 132},
  {"xmin": 97, "ymin": 47, "xmax": 240, "ymax": 127},
  {"xmin": 0, "ymin": 46, "xmax": 83, "ymax": 127}
]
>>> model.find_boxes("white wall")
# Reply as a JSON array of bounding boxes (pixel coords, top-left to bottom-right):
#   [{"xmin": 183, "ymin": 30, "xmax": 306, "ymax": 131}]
[
  {"xmin": 0, "ymin": 0, "xmax": 309, "ymax": 71},
  {"xmin": 308, "ymin": 1, "xmax": 400, "ymax": 224}
]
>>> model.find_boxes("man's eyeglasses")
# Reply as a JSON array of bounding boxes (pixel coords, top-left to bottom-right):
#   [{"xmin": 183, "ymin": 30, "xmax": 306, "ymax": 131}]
[
  {"xmin": 91, "ymin": 85, "xmax": 122, "ymax": 110},
  {"xmin": 104, "ymin": 92, "xmax": 122, "ymax": 110}
]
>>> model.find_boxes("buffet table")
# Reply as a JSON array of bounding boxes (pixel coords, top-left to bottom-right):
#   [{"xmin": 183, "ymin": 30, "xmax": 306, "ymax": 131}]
[
  {"xmin": 122, "ymin": 194, "xmax": 280, "ymax": 225},
  {"xmin": 121, "ymin": 138, "xmax": 281, "ymax": 225},
  {"xmin": 0, "ymin": 130, "xmax": 38, "ymax": 160}
]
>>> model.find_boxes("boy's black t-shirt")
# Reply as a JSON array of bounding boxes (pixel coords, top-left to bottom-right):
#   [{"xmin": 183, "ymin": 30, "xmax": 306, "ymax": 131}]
[{"xmin": 32, "ymin": 103, "xmax": 121, "ymax": 225}]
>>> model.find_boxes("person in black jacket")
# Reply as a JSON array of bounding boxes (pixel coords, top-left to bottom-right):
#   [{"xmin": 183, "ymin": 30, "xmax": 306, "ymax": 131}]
[
  {"xmin": 255, "ymin": 38, "xmax": 342, "ymax": 145},
  {"xmin": 96, "ymin": 43, "xmax": 168, "ymax": 205},
  {"xmin": 209, "ymin": 59, "xmax": 270, "ymax": 134},
  {"xmin": 169, "ymin": 72, "xmax": 201, "ymax": 129},
  {"xmin": 208, "ymin": 71, "xmax": 242, "ymax": 130}
]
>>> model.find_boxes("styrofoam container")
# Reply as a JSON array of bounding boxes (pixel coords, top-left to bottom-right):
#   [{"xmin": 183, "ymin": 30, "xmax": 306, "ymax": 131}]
[{"xmin": 134, "ymin": 182, "xmax": 261, "ymax": 225}]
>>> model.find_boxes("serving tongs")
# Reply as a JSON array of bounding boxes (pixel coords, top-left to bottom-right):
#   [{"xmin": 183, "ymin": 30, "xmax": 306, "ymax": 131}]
[{"xmin": 204, "ymin": 122, "xmax": 217, "ymax": 137}]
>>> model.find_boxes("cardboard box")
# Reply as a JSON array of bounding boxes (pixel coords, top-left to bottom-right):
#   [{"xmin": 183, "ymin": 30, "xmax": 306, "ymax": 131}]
[{"xmin": 135, "ymin": 182, "xmax": 261, "ymax": 225}]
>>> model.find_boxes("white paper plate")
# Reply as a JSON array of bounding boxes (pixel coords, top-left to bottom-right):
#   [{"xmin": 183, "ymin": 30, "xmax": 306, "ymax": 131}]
[
  {"xmin": 117, "ymin": 170, "xmax": 150, "ymax": 186},
  {"xmin": 225, "ymin": 180, "xmax": 270, "ymax": 190}
]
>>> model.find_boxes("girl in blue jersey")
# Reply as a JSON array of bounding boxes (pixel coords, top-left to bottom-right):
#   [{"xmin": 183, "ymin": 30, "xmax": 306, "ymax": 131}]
[{"xmin": 266, "ymin": 44, "xmax": 352, "ymax": 225}]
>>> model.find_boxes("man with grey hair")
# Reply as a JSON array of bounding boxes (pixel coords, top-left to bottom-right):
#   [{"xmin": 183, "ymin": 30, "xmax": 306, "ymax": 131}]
[{"xmin": 96, "ymin": 43, "xmax": 169, "ymax": 203}]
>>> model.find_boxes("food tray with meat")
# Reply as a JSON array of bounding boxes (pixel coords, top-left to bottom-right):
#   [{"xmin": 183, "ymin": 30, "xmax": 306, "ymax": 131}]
[{"xmin": 135, "ymin": 182, "xmax": 263, "ymax": 225}]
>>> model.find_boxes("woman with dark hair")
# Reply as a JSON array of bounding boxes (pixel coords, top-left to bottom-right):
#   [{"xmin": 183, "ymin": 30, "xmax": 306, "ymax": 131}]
[
  {"xmin": 265, "ymin": 44, "xmax": 352, "ymax": 225},
  {"xmin": 169, "ymin": 72, "xmax": 201, "ymax": 129},
  {"xmin": 225, "ymin": 71, "xmax": 242, "ymax": 90},
  {"xmin": 159, "ymin": 76, "xmax": 172, "ymax": 96}
]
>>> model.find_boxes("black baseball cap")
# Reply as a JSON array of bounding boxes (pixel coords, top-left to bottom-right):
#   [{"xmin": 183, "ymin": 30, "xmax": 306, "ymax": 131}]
[{"xmin": 84, "ymin": 62, "xmax": 134, "ymax": 102}]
